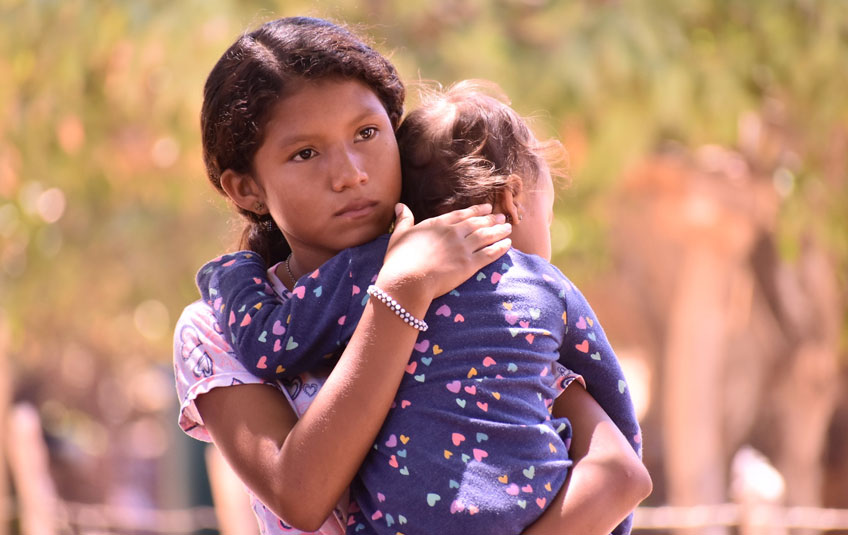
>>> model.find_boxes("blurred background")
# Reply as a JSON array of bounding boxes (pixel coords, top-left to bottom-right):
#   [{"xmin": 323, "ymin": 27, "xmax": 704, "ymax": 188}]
[{"xmin": 1, "ymin": 0, "xmax": 846, "ymax": 533}]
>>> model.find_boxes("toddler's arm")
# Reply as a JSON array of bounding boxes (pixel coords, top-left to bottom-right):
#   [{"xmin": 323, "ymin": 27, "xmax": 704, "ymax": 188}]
[
  {"xmin": 523, "ymin": 384, "xmax": 652, "ymax": 535},
  {"xmin": 558, "ymin": 282, "xmax": 641, "ymax": 458},
  {"xmin": 555, "ymin": 279, "xmax": 643, "ymax": 534},
  {"xmin": 196, "ymin": 248, "xmax": 358, "ymax": 379}
]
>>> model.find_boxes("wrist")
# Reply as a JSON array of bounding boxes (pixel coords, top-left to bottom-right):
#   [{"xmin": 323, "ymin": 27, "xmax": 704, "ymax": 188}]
[
  {"xmin": 373, "ymin": 272, "xmax": 433, "ymax": 319},
  {"xmin": 367, "ymin": 286, "xmax": 429, "ymax": 332}
]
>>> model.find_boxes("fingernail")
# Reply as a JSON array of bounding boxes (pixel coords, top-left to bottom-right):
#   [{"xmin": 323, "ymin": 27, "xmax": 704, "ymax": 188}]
[{"xmin": 494, "ymin": 213, "xmax": 506, "ymax": 224}]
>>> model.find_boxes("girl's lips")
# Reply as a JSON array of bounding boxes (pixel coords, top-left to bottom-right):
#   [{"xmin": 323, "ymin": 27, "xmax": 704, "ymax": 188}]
[{"xmin": 335, "ymin": 199, "xmax": 378, "ymax": 218}]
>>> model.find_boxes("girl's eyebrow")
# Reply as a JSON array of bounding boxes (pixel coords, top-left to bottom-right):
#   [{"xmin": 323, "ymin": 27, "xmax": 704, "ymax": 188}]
[
  {"xmin": 273, "ymin": 105, "xmax": 387, "ymax": 149},
  {"xmin": 349, "ymin": 102, "xmax": 388, "ymax": 124}
]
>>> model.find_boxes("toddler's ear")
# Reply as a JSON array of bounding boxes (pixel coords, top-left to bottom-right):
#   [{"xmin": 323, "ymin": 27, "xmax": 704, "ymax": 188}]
[
  {"xmin": 496, "ymin": 176, "xmax": 523, "ymax": 224},
  {"xmin": 221, "ymin": 170, "xmax": 266, "ymax": 215}
]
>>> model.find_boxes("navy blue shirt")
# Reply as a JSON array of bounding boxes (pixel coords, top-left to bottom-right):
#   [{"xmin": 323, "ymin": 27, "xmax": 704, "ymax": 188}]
[{"xmin": 197, "ymin": 235, "xmax": 640, "ymax": 535}]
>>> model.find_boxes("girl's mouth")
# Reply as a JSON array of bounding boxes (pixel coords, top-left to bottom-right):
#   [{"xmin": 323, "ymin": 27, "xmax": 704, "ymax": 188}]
[{"xmin": 335, "ymin": 199, "xmax": 378, "ymax": 218}]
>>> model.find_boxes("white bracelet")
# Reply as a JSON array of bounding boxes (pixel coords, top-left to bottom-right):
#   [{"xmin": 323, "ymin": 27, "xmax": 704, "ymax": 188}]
[{"xmin": 366, "ymin": 285, "xmax": 429, "ymax": 332}]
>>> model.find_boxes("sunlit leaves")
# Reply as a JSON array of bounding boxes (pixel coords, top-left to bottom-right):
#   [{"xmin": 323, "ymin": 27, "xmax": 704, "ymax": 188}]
[{"xmin": 1, "ymin": 0, "xmax": 846, "ymax": 369}]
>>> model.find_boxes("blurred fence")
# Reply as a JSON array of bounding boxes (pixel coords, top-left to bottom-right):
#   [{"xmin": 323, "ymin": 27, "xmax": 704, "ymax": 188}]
[
  {"xmin": 0, "ymin": 500, "xmax": 219, "ymax": 534},
  {"xmin": 634, "ymin": 505, "xmax": 848, "ymax": 533},
  {"xmin": 4, "ymin": 499, "xmax": 848, "ymax": 534}
]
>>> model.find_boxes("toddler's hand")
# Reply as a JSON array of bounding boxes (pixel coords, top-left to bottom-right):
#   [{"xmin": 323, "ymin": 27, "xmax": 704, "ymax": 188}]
[{"xmin": 378, "ymin": 203, "xmax": 512, "ymax": 301}]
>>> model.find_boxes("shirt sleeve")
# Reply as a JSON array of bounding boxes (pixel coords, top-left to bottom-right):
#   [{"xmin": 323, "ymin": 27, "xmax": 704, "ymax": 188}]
[
  {"xmin": 552, "ymin": 361, "xmax": 586, "ymax": 397},
  {"xmin": 557, "ymin": 278, "xmax": 641, "ymax": 535},
  {"xmin": 195, "ymin": 250, "xmax": 357, "ymax": 381},
  {"xmin": 173, "ymin": 300, "xmax": 284, "ymax": 442},
  {"xmin": 557, "ymin": 279, "xmax": 641, "ymax": 455}
]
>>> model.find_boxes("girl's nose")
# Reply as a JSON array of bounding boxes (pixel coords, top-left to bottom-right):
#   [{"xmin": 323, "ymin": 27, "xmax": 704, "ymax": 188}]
[{"xmin": 331, "ymin": 148, "xmax": 368, "ymax": 192}]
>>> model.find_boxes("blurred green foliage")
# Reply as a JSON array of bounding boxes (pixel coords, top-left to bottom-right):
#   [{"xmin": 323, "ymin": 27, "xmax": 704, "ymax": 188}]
[{"xmin": 1, "ymin": 0, "xmax": 846, "ymax": 372}]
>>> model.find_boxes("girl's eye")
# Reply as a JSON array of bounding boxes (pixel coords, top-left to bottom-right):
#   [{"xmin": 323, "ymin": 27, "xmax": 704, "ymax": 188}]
[
  {"xmin": 292, "ymin": 148, "xmax": 317, "ymax": 161},
  {"xmin": 358, "ymin": 127, "xmax": 377, "ymax": 140}
]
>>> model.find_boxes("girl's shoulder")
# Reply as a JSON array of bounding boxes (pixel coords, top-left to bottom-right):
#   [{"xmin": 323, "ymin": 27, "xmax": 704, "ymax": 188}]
[
  {"xmin": 172, "ymin": 301, "xmax": 345, "ymax": 533},
  {"xmin": 173, "ymin": 292, "xmax": 334, "ymax": 436},
  {"xmin": 173, "ymin": 300, "xmax": 282, "ymax": 442}
]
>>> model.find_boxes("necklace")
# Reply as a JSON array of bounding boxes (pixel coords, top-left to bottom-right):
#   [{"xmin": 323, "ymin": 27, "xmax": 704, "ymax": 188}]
[{"xmin": 285, "ymin": 253, "xmax": 297, "ymax": 286}]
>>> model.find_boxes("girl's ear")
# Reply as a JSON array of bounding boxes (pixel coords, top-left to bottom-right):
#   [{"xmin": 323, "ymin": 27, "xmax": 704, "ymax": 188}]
[
  {"xmin": 496, "ymin": 176, "xmax": 523, "ymax": 224},
  {"xmin": 221, "ymin": 169, "xmax": 267, "ymax": 215}
]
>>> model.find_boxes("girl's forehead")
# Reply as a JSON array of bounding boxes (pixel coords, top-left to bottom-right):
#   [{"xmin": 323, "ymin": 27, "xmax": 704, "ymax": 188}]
[
  {"xmin": 270, "ymin": 78, "xmax": 385, "ymax": 121},
  {"xmin": 281, "ymin": 77, "xmax": 377, "ymax": 104}
]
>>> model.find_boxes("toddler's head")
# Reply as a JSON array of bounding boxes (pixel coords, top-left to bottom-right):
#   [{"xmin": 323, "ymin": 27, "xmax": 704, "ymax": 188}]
[{"xmin": 398, "ymin": 80, "xmax": 567, "ymax": 259}]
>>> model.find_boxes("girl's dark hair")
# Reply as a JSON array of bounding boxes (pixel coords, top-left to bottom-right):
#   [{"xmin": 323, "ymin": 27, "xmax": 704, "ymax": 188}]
[
  {"xmin": 201, "ymin": 17, "xmax": 405, "ymax": 265},
  {"xmin": 398, "ymin": 80, "xmax": 567, "ymax": 221}
]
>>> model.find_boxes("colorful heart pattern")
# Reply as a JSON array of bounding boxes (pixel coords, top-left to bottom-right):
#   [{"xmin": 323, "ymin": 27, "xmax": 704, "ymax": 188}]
[{"xmin": 196, "ymin": 244, "xmax": 640, "ymax": 534}]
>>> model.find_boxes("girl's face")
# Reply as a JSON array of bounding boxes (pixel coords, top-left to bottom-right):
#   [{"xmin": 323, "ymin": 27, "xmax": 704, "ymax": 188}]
[
  {"xmin": 510, "ymin": 163, "xmax": 555, "ymax": 261},
  {"xmin": 252, "ymin": 78, "xmax": 401, "ymax": 270}
]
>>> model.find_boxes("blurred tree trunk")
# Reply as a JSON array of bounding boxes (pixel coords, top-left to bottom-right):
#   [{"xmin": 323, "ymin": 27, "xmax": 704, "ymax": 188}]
[
  {"xmin": 0, "ymin": 319, "xmax": 9, "ymax": 535},
  {"xmin": 756, "ymin": 238, "xmax": 842, "ymax": 535},
  {"xmin": 205, "ymin": 444, "xmax": 259, "ymax": 535},
  {"xmin": 662, "ymin": 242, "xmax": 731, "ymax": 535},
  {"xmin": 657, "ymin": 154, "xmax": 763, "ymax": 535},
  {"xmin": 7, "ymin": 403, "xmax": 60, "ymax": 535},
  {"xmin": 606, "ymin": 146, "xmax": 843, "ymax": 533}
]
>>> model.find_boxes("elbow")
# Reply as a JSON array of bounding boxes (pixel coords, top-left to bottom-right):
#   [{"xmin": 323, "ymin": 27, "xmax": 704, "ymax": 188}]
[
  {"xmin": 591, "ymin": 452, "xmax": 652, "ymax": 509},
  {"xmin": 620, "ymin": 458, "xmax": 653, "ymax": 506},
  {"xmin": 262, "ymin": 478, "xmax": 339, "ymax": 532},
  {"xmin": 265, "ymin": 494, "xmax": 334, "ymax": 532},
  {"xmin": 640, "ymin": 464, "xmax": 653, "ymax": 501},
  {"xmin": 286, "ymin": 512, "xmax": 329, "ymax": 533}
]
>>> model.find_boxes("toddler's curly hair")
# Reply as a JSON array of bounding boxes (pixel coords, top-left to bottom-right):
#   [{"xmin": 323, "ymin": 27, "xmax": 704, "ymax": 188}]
[{"xmin": 398, "ymin": 80, "xmax": 567, "ymax": 221}]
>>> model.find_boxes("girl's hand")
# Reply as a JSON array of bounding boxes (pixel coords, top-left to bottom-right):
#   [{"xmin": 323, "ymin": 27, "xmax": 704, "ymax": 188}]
[{"xmin": 378, "ymin": 203, "xmax": 512, "ymax": 301}]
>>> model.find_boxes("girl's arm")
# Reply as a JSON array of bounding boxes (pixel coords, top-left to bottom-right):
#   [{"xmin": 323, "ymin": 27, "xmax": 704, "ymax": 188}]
[
  {"xmin": 523, "ymin": 385, "xmax": 652, "ymax": 535},
  {"xmin": 196, "ymin": 204, "xmax": 511, "ymax": 531}
]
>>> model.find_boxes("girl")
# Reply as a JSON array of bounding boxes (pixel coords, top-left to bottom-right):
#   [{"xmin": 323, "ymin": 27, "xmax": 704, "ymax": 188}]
[
  {"xmin": 195, "ymin": 79, "xmax": 649, "ymax": 535},
  {"xmin": 175, "ymin": 16, "xmax": 648, "ymax": 535}
]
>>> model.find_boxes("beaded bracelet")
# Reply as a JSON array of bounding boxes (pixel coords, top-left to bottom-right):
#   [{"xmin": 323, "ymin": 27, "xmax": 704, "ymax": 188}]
[{"xmin": 366, "ymin": 285, "xmax": 429, "ymax": 332}]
